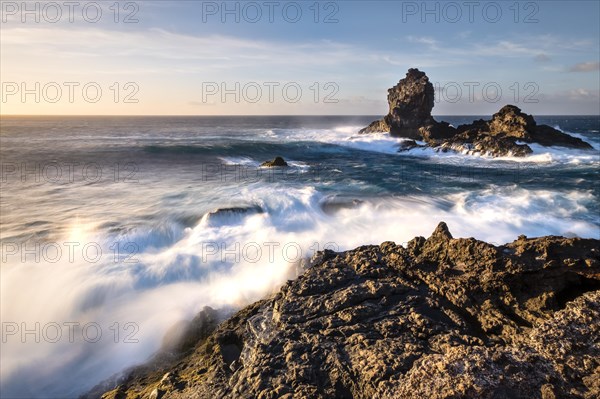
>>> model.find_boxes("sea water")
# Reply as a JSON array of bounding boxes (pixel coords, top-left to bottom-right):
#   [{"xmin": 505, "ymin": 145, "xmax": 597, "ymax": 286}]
[{"xmin": 1, "ymin": 115, "xmax": 598, "ymax": 398}]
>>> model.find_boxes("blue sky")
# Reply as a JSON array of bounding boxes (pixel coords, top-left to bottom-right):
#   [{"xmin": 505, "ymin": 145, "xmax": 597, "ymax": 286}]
[{"xmin": 1, "ymin": 0, "xmax": 599, "ymax": 114}]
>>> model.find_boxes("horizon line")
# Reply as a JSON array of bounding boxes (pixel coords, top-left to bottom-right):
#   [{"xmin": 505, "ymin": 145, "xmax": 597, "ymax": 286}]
[{"xmin": 2, "ymin": 113, "xmax": 599, "ymax": 117}]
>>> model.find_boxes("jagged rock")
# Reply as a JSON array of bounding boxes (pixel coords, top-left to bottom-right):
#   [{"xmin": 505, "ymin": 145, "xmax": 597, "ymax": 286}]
[
  {"xmin": 397, "ymin": 139, "xmax": 420, "ymax": 152},
  {"xmin": 261, "ymin": 156, "xmax": 288, "ymax": 167},
  {"xmin": 487, "ymin": 104, "xmax": 537, "ymax": 137},
  {"xmin": 360, "ymin": 69, "xmax": 593, "ymax": 156},
  {"xmin": 360, "ymin": 68, "xmax": 445, "ymax": 138},
  {"xmin": 360, "ymin": 118, "xmax": 390, "ymax": 134},
  {"xmin": 440, "ymin": 105, "xmax": 593, "ymax": 156},
  {"xmin": 92, "ymin": 223, "xmax": 600, "ymax": 399},
  {"xmin": 438, "ymin": 130, "xmax": 534, "ymax": 157},
  {"xmin": 419, "ymin": 121, "xmax": 457, "ymax": 141}
]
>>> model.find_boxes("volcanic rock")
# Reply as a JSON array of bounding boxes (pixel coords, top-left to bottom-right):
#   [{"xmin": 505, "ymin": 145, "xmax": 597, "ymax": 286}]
[
  {"xmin": 92, "ymin": 223, "xmax": 600, "ymax": 399},
  {"xmin": 434, "ymin": 105, "xmax": 593, "ymax": 156},
  {"xmin": 261, "ymin": 157, "xmax": 288, "ymax": 167},
  {"xmin": 202, "ymin": 205, "xmax": 264, "ymax": 227},
  {"xmin": 360, "ymin": 69, "xmax": 594, "ymax": 156},
  {"xmin": 359, "ymin": 68, "xmax": 450, "ymax": 139},
  {"xmin": 397, "ymin": 139, "xmax": 420, "ymax": 152}
]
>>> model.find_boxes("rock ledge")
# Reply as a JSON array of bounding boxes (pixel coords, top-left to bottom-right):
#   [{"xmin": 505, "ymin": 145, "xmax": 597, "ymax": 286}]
[{"xmin": 91, "ymin": 223, "xmax": 600, "ymax": 399}]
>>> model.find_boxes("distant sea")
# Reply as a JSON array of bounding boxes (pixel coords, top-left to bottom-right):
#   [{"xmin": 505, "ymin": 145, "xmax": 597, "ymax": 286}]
[{"xmin": 1, "ymin": 115, "xmax": 599, "ymax": 398}]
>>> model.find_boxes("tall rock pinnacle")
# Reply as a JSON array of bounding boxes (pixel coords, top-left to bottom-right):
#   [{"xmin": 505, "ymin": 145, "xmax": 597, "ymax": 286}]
[{"xmin": 359, "ymin": 68, "xmax": 437, "ymax": 138}]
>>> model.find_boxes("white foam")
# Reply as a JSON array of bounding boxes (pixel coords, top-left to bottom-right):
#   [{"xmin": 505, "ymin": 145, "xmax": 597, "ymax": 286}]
[
  {"xmin": 218, "ymin": 156, "xmax": 259, "ymax": 167},
  {"xmin": 286, "ymin": 161, "xmax": 311, "ymax": 170},
  {"xmin": 2, "ymin": 182, "xmax": 598, "ymax": 398},
  {"xmin": 3, "ymin": 115, "xmax": 597, "ymax": 397},
  {"xmin": 266, "ymin": 126, "xmax": 417, "ymax": 155},
  {"xmin": 220, "ymin": 156, "xmax": 312, "ymax": 170},
  {"xmin": 267, "ymin": 125, "xmax": 599, "ymax": 166}
]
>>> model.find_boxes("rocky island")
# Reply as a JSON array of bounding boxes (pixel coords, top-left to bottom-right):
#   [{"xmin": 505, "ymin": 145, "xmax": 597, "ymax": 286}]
[
  {"xmin": 90, "ymin": 223, "xmax": 599, "ymax": 399},
  {"xmin": 261, "ymin": 156, "xmax": 288, "ymax": 167},
  {"xmin": 360, "ymin": 69, "xmax": 593, "ymax": 157}
]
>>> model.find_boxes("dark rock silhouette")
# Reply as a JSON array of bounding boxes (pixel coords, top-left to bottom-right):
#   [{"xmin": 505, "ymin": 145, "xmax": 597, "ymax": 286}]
[
  {"xmin": 92, "ymin": 223, "xmax": 600, "ymax": 399},
  {"xmin": 434, "ymin": 105, "xmax": 594, "ymax": 156},
  {"xmin": 261, "ymin": 156, "xmax": 288, "ymax": 167},
  {"xmin": 360, "ymin": 68, "xmax": 440, "ymax": 138},
  {"xmin": 360, "ymin": 69, "xmax": 593, "ymax": 156}
]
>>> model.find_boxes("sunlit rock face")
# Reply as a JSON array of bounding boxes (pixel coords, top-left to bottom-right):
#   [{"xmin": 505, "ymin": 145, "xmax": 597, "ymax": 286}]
[
  {"xmin": 360, "ymin": 68, "xmax": 438, "ymax": 138},
  {"xmin": 93, "ymin": 223, "xmax": 600, "ymax": 399},
  {"xmin": 360, "ymin": 69, "xmax": 593, "ymax": 157}
]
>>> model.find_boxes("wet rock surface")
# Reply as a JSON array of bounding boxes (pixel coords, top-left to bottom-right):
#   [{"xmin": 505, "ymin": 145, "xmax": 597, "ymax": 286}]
[
  {"xmin": 359, "ymin": 68, "xmax": 438, "ymax": 139},
  {"xmin": 434, "ymin": 105, "xmax": 593, "ymax": 157},
  {"xmin": 92, "ymin": 223, "xmax": 600, "ymax": 399},
  {"xmin": 261, "ymin": 156, "xmax": 288, "ymax": 167},
  {"xmin": 360, "ymin": 69, "xmax": 593, "ymax": 156}
]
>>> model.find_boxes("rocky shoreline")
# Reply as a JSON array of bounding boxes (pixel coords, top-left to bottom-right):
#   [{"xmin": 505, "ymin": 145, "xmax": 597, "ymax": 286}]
[
  {"xmin": 89, "ymin": 223, "xmax": 600, "ymax": 399},
  {"xmin": 360, "ymin": 69, "xmax": 593, "ymax": 157}
]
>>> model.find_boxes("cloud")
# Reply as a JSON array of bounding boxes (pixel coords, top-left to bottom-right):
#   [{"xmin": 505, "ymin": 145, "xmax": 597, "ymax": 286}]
[
  {"xmin": 567, "ymin": 88, "xmax": 598, "ymax": 100},
  {"xmin": 0, "ymin": 26, "xmax": 371, "ymax": 83},
  {"xmin": 534, "ymin": 53, "xmax": 551, "ymax": 63},
  {"xmin": 440, "ymin": 34, "xmax": 596, "ymax": 59},
  {"xmin": 2, "ymin": 25, "xmax": 598, "ymax": 115},
  {"xmin": 407, "ymin": 36, "xmax": 439, "ymax": 48},
  {"xmin": 568, "ymin": 62, "xmax": 600, "ymax": 72}
]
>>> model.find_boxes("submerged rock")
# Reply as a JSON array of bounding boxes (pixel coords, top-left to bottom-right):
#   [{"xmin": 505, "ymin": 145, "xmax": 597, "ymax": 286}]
[
  {"xmin": 319, "ymin": 196, "xmax": 364, "ymax": 215},
  {"xmin": 397, "ymin": 139, "xmax": 420, "ymax": 152},
  {"xmin": 201, "ymin": 205, "xmax": 264, "ymax": 226},
  {"xmin": 92, "ymin": 223, "xmax": 600, "ymax": 399},
  {"xmin": 360, "ymin": 69, "xmax": 593, "ymax": 156},
  {"xmin": 261, "ymin": 156, "xmax": 288, "ymax": 167}
]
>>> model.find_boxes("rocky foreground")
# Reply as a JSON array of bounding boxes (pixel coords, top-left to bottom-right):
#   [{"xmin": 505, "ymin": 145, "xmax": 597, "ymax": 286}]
[
  {"xmin": 91, "ymin": 223, "xmax": 600, "ymax": 399},
  {"xmin": 360, "ymin": 69, "xmax": 593, "ymax": 157}
]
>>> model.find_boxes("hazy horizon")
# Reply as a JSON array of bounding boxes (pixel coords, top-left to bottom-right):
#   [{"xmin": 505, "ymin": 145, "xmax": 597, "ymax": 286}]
[{"xmin": 2, "ymin": 112, "xmax": 599, "ymax": 117}]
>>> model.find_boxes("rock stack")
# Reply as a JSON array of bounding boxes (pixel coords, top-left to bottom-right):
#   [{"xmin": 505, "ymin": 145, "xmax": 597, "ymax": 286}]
[{"xmin": 360, "ymin": 69, "xmax": 593, "ymax": 157}]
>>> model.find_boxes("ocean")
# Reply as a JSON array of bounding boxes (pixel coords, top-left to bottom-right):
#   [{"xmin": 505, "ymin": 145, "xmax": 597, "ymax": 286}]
[{"xmin": 1, "ymin": 115, "xmax": 599, "ymax": 398}]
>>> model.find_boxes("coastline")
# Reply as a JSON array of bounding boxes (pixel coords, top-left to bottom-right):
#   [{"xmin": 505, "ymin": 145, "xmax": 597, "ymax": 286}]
[
  {"xmin": 1, "ymin": 115, "xmax": 598, "ymax": 398},
  {"xmin": 89, "ymin": 223, "xmax": 600, "ymax": 399},
  {"xmin": 4, "ymin": 0, "xmax": 599, "ymax": 397}
]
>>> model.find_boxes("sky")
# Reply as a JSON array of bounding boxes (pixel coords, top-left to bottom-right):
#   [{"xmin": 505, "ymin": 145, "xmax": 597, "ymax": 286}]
[{"xmin": 0, "ymin": 0, "xmax": 599, "ymax": 115}]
